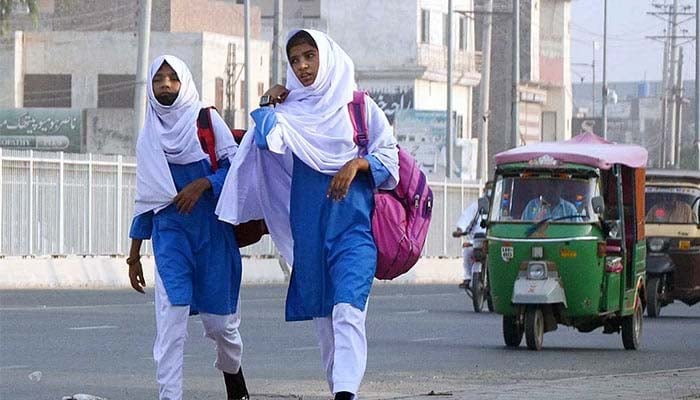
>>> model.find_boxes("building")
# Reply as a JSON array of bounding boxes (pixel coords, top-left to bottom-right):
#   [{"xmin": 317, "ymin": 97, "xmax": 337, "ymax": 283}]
[
  {"xmin": 253, "ymin": 0, "xmax": 482, "ymax": 180},
  {"xmin": 572, "ymin": 80, "xmax": 697, "ymax": 169},
  {"xmin": 0, "ymin": 0, "xmax": 270, "ymax": 155},
  {"xmin": 474, "ymin": 0, "xmax": 573, "ymax": 175}
]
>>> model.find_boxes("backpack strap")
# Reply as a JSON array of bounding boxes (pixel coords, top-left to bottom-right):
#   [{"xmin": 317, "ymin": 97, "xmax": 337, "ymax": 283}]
[
  {"xmin": 348, "ymin": 90, "xmax": 369, "ymax": 150},
  {"xmin": 196, "ymin": 107, "xmax": 219, "ymax": 171}
]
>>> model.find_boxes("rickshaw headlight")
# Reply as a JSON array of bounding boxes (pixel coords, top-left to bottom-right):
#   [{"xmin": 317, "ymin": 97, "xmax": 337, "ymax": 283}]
[
  {"xmin": 648, "ymin": 238, "xmax": 667, "ymax": 252},
  {"xmin": 527, "ymin": 262, "xmax": 547, "ymax": 280}
]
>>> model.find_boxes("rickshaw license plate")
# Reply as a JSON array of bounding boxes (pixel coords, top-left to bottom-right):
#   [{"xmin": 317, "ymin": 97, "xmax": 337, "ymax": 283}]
[
  {"xmin": 501, "ymin": 246, "xmax": 514, "ymax": 262},
  {"xmin": 679, "ymin": 240, "xmax": 691, "ymax": 250}
]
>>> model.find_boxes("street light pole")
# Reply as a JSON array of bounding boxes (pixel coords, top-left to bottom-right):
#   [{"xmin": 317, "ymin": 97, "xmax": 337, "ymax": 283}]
[
  {"xmin": 592, "ymin": 41, "xmax": 596, "ymax": 118},
  {"xmin": 244, "ymin": 0, "xmax": 251, "ymax": 130},
  {"xmin": 602, "ymin": 0, "xmax": 608, "ymax": 139},
  {"xmin": 696, "ymin": 0, "xmax": 700, "ymax": 169},
  {"xmin": 133, "ymin": 0, "xmax": 152, "ymax": 137},
  {"xmin": 511, "ymin": 0, "xmax": 520, "ymax": 148},
  {"xmin": 446, "ymin": 0, "xmax": 454, "ymax": 178}
]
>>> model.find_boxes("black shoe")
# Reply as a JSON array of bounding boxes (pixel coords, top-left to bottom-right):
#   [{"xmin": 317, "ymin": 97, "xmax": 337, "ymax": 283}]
[
  {"xmin": 224, "ymin": 367, "xmax": 249, "ymax": 400},
  {"xmin": 334, "ymin": 392, "xmax": 354, "ymax": 400},
  {"xmin": 458, "ymin": 279, "xmax": 470, "ymax": 289}
]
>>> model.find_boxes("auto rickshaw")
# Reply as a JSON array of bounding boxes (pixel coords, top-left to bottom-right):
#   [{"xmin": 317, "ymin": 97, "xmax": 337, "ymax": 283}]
[
  {"xmin": 644, "ymin": 169, "xmax": 700, "ymax": 317},
  {"xmin": 481, "ymin": 133, "xmax": 648, "ymax": 351}
]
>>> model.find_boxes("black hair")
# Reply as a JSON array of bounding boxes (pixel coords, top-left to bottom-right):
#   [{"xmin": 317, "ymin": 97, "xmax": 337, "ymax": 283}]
[{"xmin": 286, "ymin": 30, "xmax": 318, "ymax": 57}]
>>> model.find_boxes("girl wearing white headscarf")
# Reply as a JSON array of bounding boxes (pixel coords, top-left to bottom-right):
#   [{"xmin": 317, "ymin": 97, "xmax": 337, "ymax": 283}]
[
  {"xmin": 127, "ymin": 55, "xmax": 249, "ymax": 400},
  {"xmin": 217, "ymin": 30, "xmax": 399, "ymax": 399}
]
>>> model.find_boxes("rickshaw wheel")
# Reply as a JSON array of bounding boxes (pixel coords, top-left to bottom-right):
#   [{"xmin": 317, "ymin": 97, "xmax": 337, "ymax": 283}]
[
  {"xmin": 503, "ymin": 315, "xmax": 523, "ymax": 347},
  {"xmin": 622, "ymin": 295, "xmax": 643, "ymax": 350},
  {"xmin": 646, "ymin": 277, "xmax": 662, "ymax": 318},
  {"xmin": 525, "ymin": 307, "xmax": 544, "ymax": 351}
]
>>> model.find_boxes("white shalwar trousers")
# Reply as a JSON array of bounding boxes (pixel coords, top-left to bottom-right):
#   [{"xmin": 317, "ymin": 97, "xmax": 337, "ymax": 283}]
[
  {"xmin": 153, "ymin": 270, "xmax": 243, "ymax": 400},
  {"xmin": 462, "ymin": 246, "xmax": 475, "ymax": 280},
  {"xmin": 314, "ymin": 302, "xmax": 368, "ymax": 396}
]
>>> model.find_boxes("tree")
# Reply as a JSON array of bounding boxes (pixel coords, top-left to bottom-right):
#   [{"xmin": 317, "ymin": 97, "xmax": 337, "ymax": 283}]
[{"xmin": 0, "ymin": 0, "xmax": 39, "ymax": 36}]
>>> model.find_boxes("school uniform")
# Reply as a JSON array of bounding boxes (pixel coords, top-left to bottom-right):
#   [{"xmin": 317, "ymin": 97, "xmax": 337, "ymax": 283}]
[
  {"xmin": 217, "ymin": 30, "xmax": 399, "ymax": 397},
  {"xmin": 131, "ymin": 55, "xmax": 244, "ymax": 400}
]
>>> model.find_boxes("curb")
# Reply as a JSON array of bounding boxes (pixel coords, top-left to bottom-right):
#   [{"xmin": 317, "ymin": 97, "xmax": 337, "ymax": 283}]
[{"xmin": 0, "ymin": 255, "xmax": 464, "ymax": 289}]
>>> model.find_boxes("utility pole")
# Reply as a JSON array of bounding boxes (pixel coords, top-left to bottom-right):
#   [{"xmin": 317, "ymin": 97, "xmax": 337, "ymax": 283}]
[
  {"xmin": 647, "ymin": 1, "xmax": 695, "ymax": 167},
  {"xmin": 669, "ymin": 0, "xmax": 680, "ymax": 167},
  {"xmin": 592, "ymin": 41, "xmax": 597, "ymax": 118},
  {"xmin": 661, "ymin": 14, "xmax": 671, "ymax": 167},
  {"xmin": 696, "ymin": 0, "xmax": 700, "ymax": 169},
  {"xmin": 272, "ymin": 0, "xmax": 284, "ymax": 85},
  {"xmin": 133, "ymin": 0, "xmax": 152, "ymax": 137},
  {"xmin": 225, "ymin": 43, "xmax": 237, "ymax": 127},
  {"xmin": 511, "ymin": 0, "xmax": 520, "ymax": 148},
  {"xmin": 674, "ymin": 46, "xmax": 684, "ymax": 169},
  {"xmin": 446, "ymin": 0, "xmax": 453, "ymax": 179},
  {"xmin": 602, "ymin": 0, "xmax": 608, "ymax": 139},
  {"xmin": 244, "ymin": 0, "xmax": 251, "ymax": 129},
  {"xmin": 477, "ymin": 0, "xmax": 493, "ymax": 181}
]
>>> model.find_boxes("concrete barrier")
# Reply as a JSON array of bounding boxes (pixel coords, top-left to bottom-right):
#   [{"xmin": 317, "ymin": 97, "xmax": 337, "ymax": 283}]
[{"xmin": 0, "ymin": 256, "xmax": 463, "ymax": 289}]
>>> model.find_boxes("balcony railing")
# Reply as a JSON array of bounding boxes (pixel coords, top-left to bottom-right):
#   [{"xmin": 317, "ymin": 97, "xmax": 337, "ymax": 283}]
[{"xmin": 417, "ymin": 43, "xmax": 479, "ymax": 75}]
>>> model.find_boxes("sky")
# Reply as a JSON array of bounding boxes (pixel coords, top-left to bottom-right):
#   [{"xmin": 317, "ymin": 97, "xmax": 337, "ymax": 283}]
[{"xmin": 570, "ymin": 0, "xmax": 697, "ymax": 83}]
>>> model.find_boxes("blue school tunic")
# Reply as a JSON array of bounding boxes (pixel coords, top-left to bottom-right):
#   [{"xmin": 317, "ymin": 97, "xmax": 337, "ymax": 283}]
[
  {"xmin": 129, "ymin": 158, "xmax": 242, "ymax": 316},
  {"xmin": 251, "ymin": 107, "xmax": 392, "ymax": 321}
]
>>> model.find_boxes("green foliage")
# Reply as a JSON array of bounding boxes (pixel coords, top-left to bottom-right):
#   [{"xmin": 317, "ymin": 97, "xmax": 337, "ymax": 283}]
[{"xmin": 0, "ymin": 0, "xmax": 39, "ymax": 36}]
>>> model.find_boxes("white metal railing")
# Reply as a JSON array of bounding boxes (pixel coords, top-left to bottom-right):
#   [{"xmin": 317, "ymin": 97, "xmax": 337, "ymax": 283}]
[{"xmin": 0, "ymin": 149, "xmax": 482, "ymax": 258}]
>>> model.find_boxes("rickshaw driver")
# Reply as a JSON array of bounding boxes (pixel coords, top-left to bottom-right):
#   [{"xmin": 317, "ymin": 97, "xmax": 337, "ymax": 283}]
[
  {"xmin": 646, "ymin": 192, "xmax": 697, "ymax": 224},
  {"xmin": 521, "ymin": 181, "xmax": 580, "ymax": 222}
]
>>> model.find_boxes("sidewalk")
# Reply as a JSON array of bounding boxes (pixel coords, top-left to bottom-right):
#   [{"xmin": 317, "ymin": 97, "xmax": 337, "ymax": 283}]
[{"xmin": 399, "ymin": 368, "xmax": 700, "ymax": 400}]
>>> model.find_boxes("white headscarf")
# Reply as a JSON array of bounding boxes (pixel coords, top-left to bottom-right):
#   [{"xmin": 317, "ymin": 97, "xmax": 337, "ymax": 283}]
[
  {"xmin": 134, "ymin": 55, "xmax": 235, "ymax": 216},
  {"xmin": 267, "ymin": 29, "xmax": 360, "ymax": 173}
]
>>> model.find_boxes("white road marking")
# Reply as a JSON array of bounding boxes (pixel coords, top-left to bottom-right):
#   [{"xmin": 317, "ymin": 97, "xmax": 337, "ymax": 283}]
[
  {"xmin": 395, "ymin": 309, "xmax": 428, "ymax": 315},
  {"xmin": 288, "ymin": 346, "xmax": 319, "ymax": 352},
  {"xmin": 0, "ymin": 365, "xmax": 29, "ymax": 370},
  {"xmin": 410, "ymin": 337, "xmax": 448, "ymax": 343},
  {"xmin": 68, "ymin": 325, "xmax": 118, "ymax": 331}
]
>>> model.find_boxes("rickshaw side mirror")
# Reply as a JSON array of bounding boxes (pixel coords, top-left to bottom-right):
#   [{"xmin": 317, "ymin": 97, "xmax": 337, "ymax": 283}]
[
  {"xmin": 591, "ymin": 196, "xmax": 605, "ymax": 215},
  {"xmin": 478, "ymin": 196, "xmax": 490, "ymax": 215}
]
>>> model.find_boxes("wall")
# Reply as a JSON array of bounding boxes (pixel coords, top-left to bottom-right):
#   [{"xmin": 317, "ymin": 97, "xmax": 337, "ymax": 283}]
[
  {"xmin": 321, "ymin": 0, "xmax": 419, "ymax": 70},
  {"xmin": 200, "ymin": 32, "xmax": 270, "ymax": 129},
  {"xmin": 84, "ymin": 108, "xmax": 135, "ymax": 155},
  {"xmin": 0, "ymin": 32, "xmax": 23, "ymax": 108},
  {"xmin": 169, "ymin": 0, "xmax": 261, "ymax": 38},
  {"xmin": 19, "ymin": 31, "xmax": 204, "ymax": 110}
]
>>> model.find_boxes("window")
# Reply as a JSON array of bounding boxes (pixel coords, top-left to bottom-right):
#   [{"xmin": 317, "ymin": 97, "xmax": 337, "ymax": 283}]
[
  {"xmin": 456, "ymin": 114, "xmax": 464, "ymax": 139},
  {"xmin": 459, "ymin": 16, "xmax": 468, "ymax": 50},
  {"xmin": 257, "ymin": 82, "xmax": 265, "ymax": 97},
  {"xmin": 23, "ymin": 74, "xmax": 72, "ymax": 108},
  {"xmin": 420, "ymin": 9, "xmax": 430, "ymax": 43},
  {"xmin": 215, "ymin": 78, "xmax": 224, "ymax": 111},
  {"xmin": 443, "ymin": 13, "xmax": 450, "ymax": 47},
  {"xmin": 97, "ymin": 74, "xmax": 135, "ymax": 108}
]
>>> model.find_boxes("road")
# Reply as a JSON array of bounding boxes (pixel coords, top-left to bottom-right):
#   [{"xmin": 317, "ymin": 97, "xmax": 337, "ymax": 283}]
[{"xmin": 1, "ymin": 284, "xmax": 699, "ymax": 399}]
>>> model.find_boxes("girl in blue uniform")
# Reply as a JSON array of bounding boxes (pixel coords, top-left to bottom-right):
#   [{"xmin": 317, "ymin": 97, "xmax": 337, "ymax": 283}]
[
  {"xmin": 218, "ymin": 30, "xmax": 399, "ymax": 399},
  {"xmin": 127, "ymin": 55, "xmax": 248, "ymax": 400}
]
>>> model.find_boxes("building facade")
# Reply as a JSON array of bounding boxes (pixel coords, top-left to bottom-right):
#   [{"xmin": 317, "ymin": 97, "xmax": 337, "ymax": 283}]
[{"xmin": 0, "ymin": 0, "xmax": 270, "ymax": 155}]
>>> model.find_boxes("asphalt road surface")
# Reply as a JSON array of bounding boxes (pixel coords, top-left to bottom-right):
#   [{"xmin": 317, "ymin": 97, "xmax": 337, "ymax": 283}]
[{"xmin": 2, "ymin": 284, "xmax": 699, "ymax": 399}]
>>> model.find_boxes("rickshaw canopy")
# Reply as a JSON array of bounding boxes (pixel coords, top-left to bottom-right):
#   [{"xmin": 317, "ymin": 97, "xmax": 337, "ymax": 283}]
[{"xmin": 495, "ymin": 133, "xmax": 648, "ymax": 170}]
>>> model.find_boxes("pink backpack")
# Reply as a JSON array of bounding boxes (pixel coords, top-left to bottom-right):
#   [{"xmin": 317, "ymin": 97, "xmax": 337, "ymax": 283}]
[{"xmin": 348, "ymin": 91, "xmax": 433, "ymax": 280}]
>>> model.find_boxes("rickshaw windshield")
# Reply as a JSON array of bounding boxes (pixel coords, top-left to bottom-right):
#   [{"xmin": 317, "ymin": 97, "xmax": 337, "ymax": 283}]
[
  {"xmin": 490, "ymin": 175, "xmax": 599, "ymax": 223},
  {"xmin": 645, "ymin": 187, "xmax": 700, "ymax": 224}
]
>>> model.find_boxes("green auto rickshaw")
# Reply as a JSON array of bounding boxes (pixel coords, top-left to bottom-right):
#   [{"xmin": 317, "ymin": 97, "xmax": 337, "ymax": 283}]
[{"xmin": 481, "ymin": 133, "xmax": 648, "ymax": 351}]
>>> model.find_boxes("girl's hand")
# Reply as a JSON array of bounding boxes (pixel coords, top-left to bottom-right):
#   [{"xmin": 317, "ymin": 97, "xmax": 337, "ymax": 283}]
[{"xmin": 327, "ymin": 158, "xmax": 369, "ymax": 201}]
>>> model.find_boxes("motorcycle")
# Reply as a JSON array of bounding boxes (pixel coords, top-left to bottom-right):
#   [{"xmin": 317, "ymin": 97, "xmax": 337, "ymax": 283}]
[{"xmin": 461, "ymin": 231, "xmax": 493, "ymax": 313}]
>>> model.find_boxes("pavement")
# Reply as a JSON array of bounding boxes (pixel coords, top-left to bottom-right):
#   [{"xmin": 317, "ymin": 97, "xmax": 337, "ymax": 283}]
[{"xmin": 399, "ymin": 368, "xmax": 700, "ymax": 400}]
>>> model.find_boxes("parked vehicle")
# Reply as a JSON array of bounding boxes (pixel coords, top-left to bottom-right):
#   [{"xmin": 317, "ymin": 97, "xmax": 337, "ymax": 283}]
[
  {"xmin": 483, "ymin": 133, "xmax": 648, "ymax": 350},
  {"xmin": 644, "ymin": 169, "xmax": 700, "ymax": 317}
]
